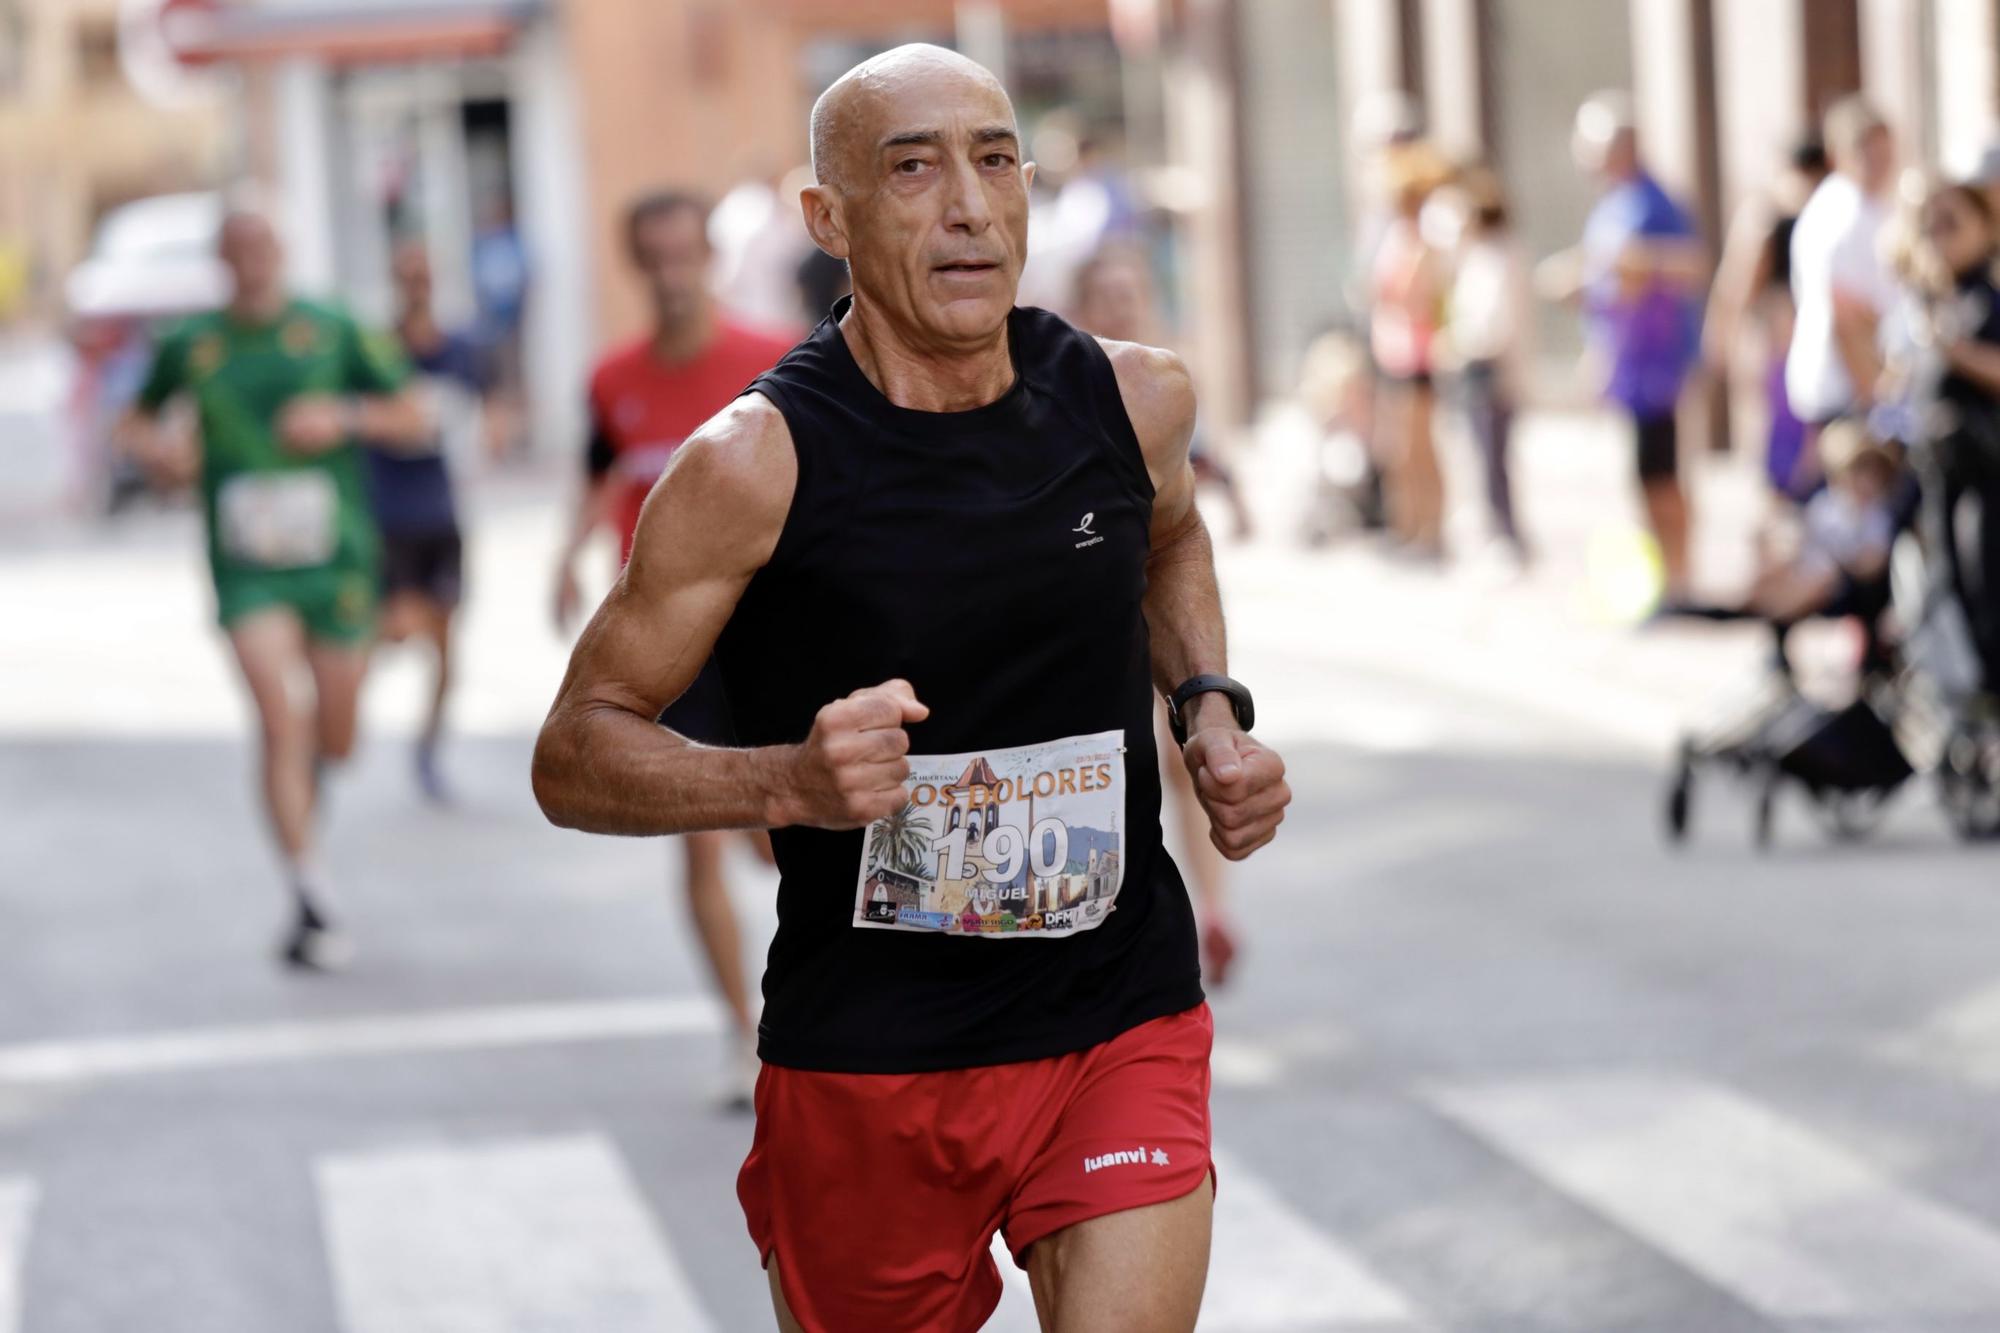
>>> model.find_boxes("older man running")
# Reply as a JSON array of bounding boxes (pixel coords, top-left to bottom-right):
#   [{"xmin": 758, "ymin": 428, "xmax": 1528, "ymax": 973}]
[{"xmin": 534, "ymin": 45, "xmax": 1289, "ymax": 1332}]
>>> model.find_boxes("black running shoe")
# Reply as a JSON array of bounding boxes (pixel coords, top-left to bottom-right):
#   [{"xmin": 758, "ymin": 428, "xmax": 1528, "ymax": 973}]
[{"xmin": 280, "ymin": 897, "xmax": 353, "ymax": 973}]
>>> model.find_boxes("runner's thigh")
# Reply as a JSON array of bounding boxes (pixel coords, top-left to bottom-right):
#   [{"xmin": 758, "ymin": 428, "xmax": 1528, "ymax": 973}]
[
  {"xmin": 227, "ymin": 608, "xmax": 308, "ymax": 737},
  {"xmin": 1026, "ymin": 1176, "xmax": 1212, "ymax": 1333}
]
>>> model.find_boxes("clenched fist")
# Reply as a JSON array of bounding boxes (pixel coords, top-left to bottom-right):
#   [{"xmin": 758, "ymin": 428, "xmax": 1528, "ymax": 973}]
[
  {"xmin": 277, "ymin": 394, "xmax": 351, "ymax": 454},
  {"xmin": 777, "ymin": 679, "xmax": 930, "ymax": 829},
  {"xmin": 1182, "ymin": 725, "xmax": 1290, "ymax": 860}
]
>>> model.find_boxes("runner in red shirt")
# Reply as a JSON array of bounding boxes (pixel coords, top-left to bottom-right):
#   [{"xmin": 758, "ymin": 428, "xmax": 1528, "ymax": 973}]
[{"xmin": 551, "ymin": 189, "xmax": 795, "ymax": 1106}]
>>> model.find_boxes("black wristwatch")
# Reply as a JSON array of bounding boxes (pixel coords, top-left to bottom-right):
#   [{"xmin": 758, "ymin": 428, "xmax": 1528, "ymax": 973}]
[{"xmin": 1166, "ymin": 674, "xmax": 1256, "ymax": 746}]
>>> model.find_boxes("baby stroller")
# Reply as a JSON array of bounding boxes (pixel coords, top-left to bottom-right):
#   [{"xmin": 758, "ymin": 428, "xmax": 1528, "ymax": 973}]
[
  {"xmin": 1665, "ymin": 417, "xmax": 2000, "ymax": 846},
  {"xmin": 1664, "ymin": 610, "xmax": 1915, "ymax": 850}
]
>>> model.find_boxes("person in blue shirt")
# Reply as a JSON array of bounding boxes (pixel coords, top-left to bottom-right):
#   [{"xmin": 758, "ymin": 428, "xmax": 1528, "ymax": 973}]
[
  {"xmin": 1544, "ymin": 92, "xmax": 1708, "ymax": 605},
  {"xmin": 365, "ymin": 238, "xmax": 493, "ymax": 801}
]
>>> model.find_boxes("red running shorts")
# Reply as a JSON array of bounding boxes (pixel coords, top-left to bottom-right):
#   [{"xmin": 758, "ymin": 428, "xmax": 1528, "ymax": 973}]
[{"xmin": 737, "ymin": 1003, "xmax": 1214, "ymax": 1333}]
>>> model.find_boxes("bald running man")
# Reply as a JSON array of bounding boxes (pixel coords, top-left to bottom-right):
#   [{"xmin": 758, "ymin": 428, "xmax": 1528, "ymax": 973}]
[
  {"xmin": 534, "ymin": 45, "xmax": 1289, "ymax": 1332},
  {"xmin": 122, "ymin": 209, "xmax": 431, "ymax": 968}
]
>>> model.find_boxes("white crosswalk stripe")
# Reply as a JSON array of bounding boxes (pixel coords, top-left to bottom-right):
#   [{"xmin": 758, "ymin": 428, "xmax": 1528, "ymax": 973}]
[
  {"xmin": 316, "ymin": 1133, "xmax": 714, "ymax": 1333},
  {"xmin": 1428, "ymin": 1071, "xmax": 2000, "ymax": 1322},
  {"xmin": 1203, "ymin": 1148, "xmax": 1420, "ymax": 1330},
  {"xmin": 0, "ymin": 1178, "xmax": 34, "ymax": 1333}
]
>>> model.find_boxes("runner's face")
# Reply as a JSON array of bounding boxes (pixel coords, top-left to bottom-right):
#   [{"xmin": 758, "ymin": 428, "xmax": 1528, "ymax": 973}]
[
  {"xmin": 391, "ymin": 246, "xmax": 432, "ymax": 308},
  {"xmin": 842, "ymin": 73, "xmax": 1029, "ymax": 346},
  {"xmin": 631, "ymin": 209, "xmax": 711, "ymax": 334},
  {"xmin": 218, "ymin": 218, "xmax": 284, "ymax": 307}
]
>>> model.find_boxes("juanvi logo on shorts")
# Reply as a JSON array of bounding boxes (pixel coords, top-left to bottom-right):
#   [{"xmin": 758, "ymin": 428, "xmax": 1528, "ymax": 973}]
[{"xmin": 1082, "ymin": 1145, "xmax": 1171, "ymax": 1173}]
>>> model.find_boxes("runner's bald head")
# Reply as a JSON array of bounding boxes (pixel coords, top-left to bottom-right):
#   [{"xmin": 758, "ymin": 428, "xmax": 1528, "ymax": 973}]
[{"xmin": 810, "ymin": 44, "xmax": 1014, "ymax": 194}]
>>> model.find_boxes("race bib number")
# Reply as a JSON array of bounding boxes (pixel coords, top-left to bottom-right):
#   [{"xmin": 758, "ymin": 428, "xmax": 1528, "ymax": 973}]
[
  {"xmin": 852, "ymin": 730, "xmax": 1126, "ymax": 939},
  {"xmin": 216, "ymin": 471, "xmax": 338, "ymax": 569}
]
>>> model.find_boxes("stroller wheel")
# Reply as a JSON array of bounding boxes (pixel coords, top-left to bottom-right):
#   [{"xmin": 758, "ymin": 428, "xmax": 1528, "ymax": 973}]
[
  {"xmin": 1939, "ymin": 720, "xmax": 2000, "ymax": 841},
  {"xmin": 1665, "ymin": 767, "xmax": 1692, "ymax": 843},
  {"xmin": 1755, "ymin": 769, "xmax": 1779, "ymax": 850},
  {"xmin": 1816, "ymin": 788, "xmax": 1892, "ymax": 841}
]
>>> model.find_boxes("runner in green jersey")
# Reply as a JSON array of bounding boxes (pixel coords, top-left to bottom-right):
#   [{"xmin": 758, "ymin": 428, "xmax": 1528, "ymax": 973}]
[{"xmin": 120, "ymin": 207, "xmax": 432, "ymax": 970}]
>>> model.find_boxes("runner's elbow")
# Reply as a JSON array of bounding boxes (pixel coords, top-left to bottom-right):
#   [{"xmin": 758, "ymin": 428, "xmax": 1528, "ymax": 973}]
[{"xmin": 530, "ymin": 718, "xmax": 588, "ymax": 828}]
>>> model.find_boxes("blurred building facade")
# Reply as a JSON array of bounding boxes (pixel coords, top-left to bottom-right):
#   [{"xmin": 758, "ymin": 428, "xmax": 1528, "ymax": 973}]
[
  {"xmin": 22, "ymin": 0, "xmax": 2000, "ymax": 450},
  {"xmin": 0, "ymin": 0, "xmax": 231, "ymax": 320}
]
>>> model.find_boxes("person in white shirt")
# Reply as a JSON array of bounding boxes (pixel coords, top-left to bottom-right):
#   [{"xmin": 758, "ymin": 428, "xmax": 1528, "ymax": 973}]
[
  {"xmin": 1786, "ymin": 97, "xmax": 1899, "ymax": 431},
  {"xmin": 1433, "ymin": 163, "xmax": 1533, "ymax": 560}
]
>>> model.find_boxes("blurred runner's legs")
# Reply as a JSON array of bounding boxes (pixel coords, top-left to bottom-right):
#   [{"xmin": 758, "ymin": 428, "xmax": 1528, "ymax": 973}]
[
  {"xmin": 368, "ymin": 239, "xmax": 486, "ymax": 803},
  {"xmin": 117, "ymin": 207, "xmax": 432, "ymax": 970},
  {"xmin": 553, "ymin": 191, "xmax": 794, "ymax": 1105}
]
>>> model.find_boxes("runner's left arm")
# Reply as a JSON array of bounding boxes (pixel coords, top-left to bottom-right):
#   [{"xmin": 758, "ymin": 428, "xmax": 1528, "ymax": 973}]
[{"xmin": 1104, "ymin": 339, "xmax": 1290, "ymax": 860}]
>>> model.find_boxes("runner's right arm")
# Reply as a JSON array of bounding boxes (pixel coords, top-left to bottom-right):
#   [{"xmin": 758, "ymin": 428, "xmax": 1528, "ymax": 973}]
[
  {"xmin": 550, "ymin": 407, "xmax": 622, "ymax": 629},
  {"xmin": 532, "ymin": 394, "xmax": 926, "ymax": 836},
  {"xmin": 116, "ymin": 325, "xmax": 199, "ymax": 488}
]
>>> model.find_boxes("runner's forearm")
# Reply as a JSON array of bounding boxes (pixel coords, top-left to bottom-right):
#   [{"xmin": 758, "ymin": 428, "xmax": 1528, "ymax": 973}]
[
  {"xmin": 351, "ymin": 389, "xmax": 432, "ymax": 450},
  {"xmin": 532, "ymin": 701, "xmax": 798, "ymax": 835},
  {"xmin": 1143, "ymin": 500, "xmax": 1228, "ymax": 699},
  {"xmin": 559, "ymin": 477, "xmax": 616, "ymax": 565}
]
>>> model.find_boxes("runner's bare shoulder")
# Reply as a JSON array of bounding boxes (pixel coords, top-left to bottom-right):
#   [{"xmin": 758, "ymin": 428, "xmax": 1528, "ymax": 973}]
[
  {"xmin": 1093, "ymin": 338, "xmax": 1196, "ymax": 489},
  {"xmin": 635, "ymin": 392, "xmax": 798, "ymax": 576}
]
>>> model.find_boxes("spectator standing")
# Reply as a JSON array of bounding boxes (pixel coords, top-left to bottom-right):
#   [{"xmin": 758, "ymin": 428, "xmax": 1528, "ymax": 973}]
[
  {"xmin": 1786, "ymin": 98, "xmax": 1899, "ymax": 441},
  {"xmin": 1705, "ymin": 135, "xmax": 1831, "ymax": 502},
  {"xmin": 1435, "ymin": 163, "xmax": 1533, "ymax": 561},
  {"xmin": 1370, "ymin": 141, "xmax": 1453, "ymax": 559},
  {"xmin": 1547, "ymin": 92, "xmax": 1706, "ymax": 604}
]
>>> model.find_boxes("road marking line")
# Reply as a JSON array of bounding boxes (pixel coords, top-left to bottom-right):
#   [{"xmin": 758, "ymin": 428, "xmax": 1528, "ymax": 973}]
[
  {"xmin": 1203, "ymin": 1147, "xmax": 1419, "ymax": 1329},
  {"xmin": 0, "ymin": 1178, "xmax": 36, "ymax": 1333},
  {"xmin": 317, "ymin": 1133, "xmax": 713, "ymax": 1333},
  {"xmin": 1428, "ymin": 1072, "xmax": 2000, "ymax": 1319},
  {"xmin": 0, "ymin": 996, "xmax": 722, "ymax": 1086},
  {"xmin": 1881, "ymin": 978, "xmax": 2000, "ymax": 1086}
]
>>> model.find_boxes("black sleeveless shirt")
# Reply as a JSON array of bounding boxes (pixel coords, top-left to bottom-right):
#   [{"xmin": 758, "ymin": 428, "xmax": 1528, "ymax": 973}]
[{"xmin": 716, "ymin": 298, "xmax": 1204, "ymax": 1073}]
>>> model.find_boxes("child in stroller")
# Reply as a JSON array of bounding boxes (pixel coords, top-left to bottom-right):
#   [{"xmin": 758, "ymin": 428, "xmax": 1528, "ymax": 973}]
[
  {"xmin": 1664, "ymin": 420, "xmax": 1916, "ymax": 846},
  {"xmin": 1674, "ymin": 420, "xmax": 1901, "ymax": 630}
]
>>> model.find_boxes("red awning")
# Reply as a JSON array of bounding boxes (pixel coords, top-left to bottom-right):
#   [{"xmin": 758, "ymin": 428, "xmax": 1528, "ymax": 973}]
[{"xmin": 165, "ymin": 1, "xmax": 538, "ymax": 68}]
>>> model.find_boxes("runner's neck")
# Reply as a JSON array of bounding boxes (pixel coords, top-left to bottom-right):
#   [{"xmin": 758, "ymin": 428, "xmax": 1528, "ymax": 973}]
[
  {"xmin": 837, "ymin": 294, "xmax": 1014, "ymax": 414},
  {"xmin": 226, "ymin": 289, "xmax": 290, "ymax": 328}
]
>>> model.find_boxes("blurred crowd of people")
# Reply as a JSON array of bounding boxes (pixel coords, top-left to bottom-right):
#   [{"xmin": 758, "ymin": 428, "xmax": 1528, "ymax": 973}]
[{"xmin": 1285, "ymin": 85, "xmax": 1997, "ymax": 678}]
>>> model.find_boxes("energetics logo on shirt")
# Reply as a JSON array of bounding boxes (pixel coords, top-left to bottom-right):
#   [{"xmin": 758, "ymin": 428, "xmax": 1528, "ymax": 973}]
[{"xmin": 1082, "ymin": 1145, "xmax": 1171, "ymax": 1174}]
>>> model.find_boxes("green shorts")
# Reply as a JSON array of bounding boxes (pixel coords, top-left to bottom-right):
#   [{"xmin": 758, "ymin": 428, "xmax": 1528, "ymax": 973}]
[{"xmin": 214, "ymin": 562, "xmax": 378, "ymax": 645}]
